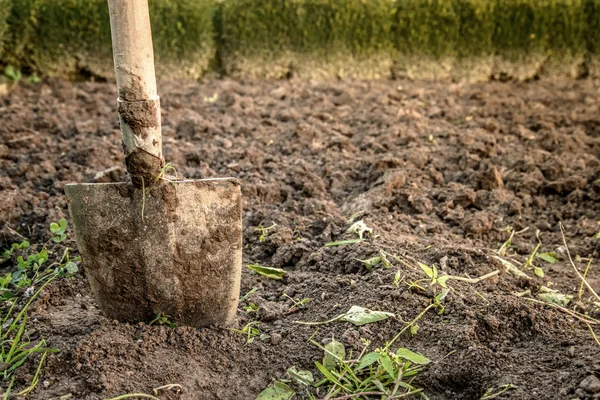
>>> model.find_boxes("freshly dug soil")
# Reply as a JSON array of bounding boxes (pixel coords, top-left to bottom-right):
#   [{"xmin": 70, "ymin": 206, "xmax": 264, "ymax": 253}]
[{"xmin": 1, "ymin": 78, "xmax": 600, "ymax": 400}]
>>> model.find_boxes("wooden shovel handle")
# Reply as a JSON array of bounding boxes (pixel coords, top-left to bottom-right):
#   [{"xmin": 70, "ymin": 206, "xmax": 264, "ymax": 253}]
[{"xmin": 107, "ymin": 0, "xmax": 164, "ymax": 186}]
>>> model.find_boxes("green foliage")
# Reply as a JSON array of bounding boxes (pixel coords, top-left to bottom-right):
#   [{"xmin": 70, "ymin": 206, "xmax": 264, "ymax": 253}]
[
  {"xmin": 1, "ymin": 0, "xmax": 600, "ymax": 78},
  {"xmin": 50, "ymin": 217, "xmax": 67, "ymax": 243},
  {"xmin": 0, "ymin": 0, "xmax": 9, "ymax": 58},
  {"xmin": 221, "ymin": 0, "xmax": 395, "ymax": 56},
  {"xmin": 255, "ymin": 223, "xmax": 277, "ymax": 243},
  {"xmin": 3, "ymin": 0, "xmax": 215, "ymax": 78},
  {"xmin": 586, "ymin": 0, "xmax": 600, "ymax": 55},
  {"xmin": 2, "ymin": 64, "xmax": 21, "ymax": 81},
  {"xmin": 394, "ymin": 0, "xmax": 460, "ymax": 58},
  {"xmin": 0, "ymin": 221, "xmax": 81, "ymax": 394},
  {"xmin": 311, "ymin": 339, "xmax": 428, "ymax": 398},
  {"xmin": 247, "ymin": 264, "xmax": 286, "ymax": 280},
  {"xmin": 493, "ymin": 0, "xmax": 586, "ymax": 58},
  {"xmin": 149, "ymin": 0, "xmax": 216, "ymax": 76},
  {"xmin": 150, "ymin": 313, "xmax": 176, "ymax": 328}
]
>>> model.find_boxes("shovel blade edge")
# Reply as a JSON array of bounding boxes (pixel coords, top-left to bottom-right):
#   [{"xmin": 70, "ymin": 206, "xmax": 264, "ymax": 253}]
[{"xmin": 65, "ymin": 178, "xmax": 242, "ymax": 327}]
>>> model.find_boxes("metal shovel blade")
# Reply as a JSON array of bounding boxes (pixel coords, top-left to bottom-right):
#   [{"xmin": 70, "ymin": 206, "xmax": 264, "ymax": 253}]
[{"xmin": 65, "ymin": 178, "xmax": 242, "ymax": 327}]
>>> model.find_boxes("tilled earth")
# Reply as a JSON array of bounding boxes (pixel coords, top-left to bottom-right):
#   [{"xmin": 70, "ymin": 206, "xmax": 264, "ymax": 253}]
[{"xmin": 1, "ymin": 78, "xmax": 600, "ymax": 399}]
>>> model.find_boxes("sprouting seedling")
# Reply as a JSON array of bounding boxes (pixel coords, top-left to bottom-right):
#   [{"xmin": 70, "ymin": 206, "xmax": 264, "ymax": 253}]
[
  {"xmin": 49, "ymin": 218, "xmax": 68, "ymax": 243},
  {"xmin": 481, "ymin": 384, "xmax": 517, "ymax": 399},
  {"xmin": 356, "ymin": 250, "xmax": 392, "ymax": 271},
  {"xmin": 150, "ymin": 313, "xmax": 176, "ymax": 328},
  {"xmin": 497, "ymin": 226, "xmax": 515, "ymax": 257},
  {"xmin": 3, "ymin": 65, "xmax": 22, "ymax": 82},
  {"xmin": 255, "ymin": 223, "xmax": 277, "ymax": 243},
  {"xmin": 393, "ymin": 270, "xmax": 402, "ymax": 287},
  {"xmin": 243, "ymin": 303, "xmax": 259, "ymax": 313},
  {"xmin": 523, "ymin": 229, "xmax": 544, "ymax": 278},
  {"xmin": 418, "ymin": 262, "xmax": 450, "ymax": 288},
  {"xmin": 239, "ymin": 287, "xmax": 257, "ymax": 302},
  {"xmin": 283, "ymin": 293, "xmax": 310, "ymax": 311},
  {"xmin": 229, "ymin": 322, "xmax": 262, "ymax": 344},
  {"xmin": 154, "ymin": 162, "xmax": 178, "ymax": 182}
]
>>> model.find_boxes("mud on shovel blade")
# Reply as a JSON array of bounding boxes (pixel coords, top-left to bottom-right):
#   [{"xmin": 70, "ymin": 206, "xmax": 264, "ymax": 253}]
[{"xmin": 64, "ymin": 0, "xmax": 242, "ymax": 327}]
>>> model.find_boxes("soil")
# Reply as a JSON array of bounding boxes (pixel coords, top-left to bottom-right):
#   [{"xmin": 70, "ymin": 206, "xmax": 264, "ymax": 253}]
[{"xmin": 1, "ymin": 78, "xmax": 600, "ymax": 400}]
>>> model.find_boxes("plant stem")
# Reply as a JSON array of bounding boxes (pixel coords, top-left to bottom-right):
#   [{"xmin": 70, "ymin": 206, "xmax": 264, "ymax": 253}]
[
  {"xmin": 523, "ymin": 297, "xmax": 599, "ymax": 325},
  {"xmin": 447, "ymin": 270, "xmax": 500, "ymax": 284},
  {"xmin": 578, "ymin": 259, "xmax": 593, "ymax": 301},
  {"xmin": 388, "ymin": 303, "xmax": 436, "ymax": 348},
  {"xmin": 105, "ymin": 394, "xmax": 160, "ymax": 400},
  {"xmin": 559, "ymin": 222, "xmax": 600, "ymax": 301},
  {"xmin": 328, "ymin": 391, "xmax": 384, "ymax": 400}
]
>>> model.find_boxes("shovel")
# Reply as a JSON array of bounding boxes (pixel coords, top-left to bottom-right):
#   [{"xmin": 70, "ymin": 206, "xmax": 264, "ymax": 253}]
[{"xmin": 64, "ymin": 0, "xmax": 242, "ymax": 327}]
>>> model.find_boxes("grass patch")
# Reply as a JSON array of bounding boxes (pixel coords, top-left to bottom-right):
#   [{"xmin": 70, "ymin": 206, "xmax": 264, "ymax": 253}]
[{"xmin": 0, "ymin": 219, "xmax": 80, "ymax": 394}]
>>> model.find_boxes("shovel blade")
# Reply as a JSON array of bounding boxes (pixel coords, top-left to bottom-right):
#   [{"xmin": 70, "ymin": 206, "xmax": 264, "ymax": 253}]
[{"xmin": 65, "ymin": 178, "xmax": 242, "ymax": 327}]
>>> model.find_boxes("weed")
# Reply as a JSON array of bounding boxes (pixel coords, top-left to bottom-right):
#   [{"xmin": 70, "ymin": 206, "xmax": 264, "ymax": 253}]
[
  {"xmin": 295, "ymin": 306, "xmax": 394, "ymax": 326},
  {"xmin": 154, "ymin": 162, "xmax": 178, "ymax": 182},
  {"xmin": 356, "ymin": 250, "xmax": 392, "ymax": 271},
  {"xmin": 3, "ymin": 65, "xmax": 22, "ymax": 82},
  {"xmin": 229, "ymin": 321, "xmax": 263, "ymax": 344},
  {"xmin": 243, "ymin": 303, "xmax": 259, "ymax": 313},
  {"xmin": 49, "ymin": 218, "xmax": 68, "ymax": 243},
  {"xmin": 560, "ymin": 223, "xmax": 600, "ymax": 302},
  {"xmin": 239, "ymin": 287, "xmax": 257, "ymax": 302},
  {"xmin": 393, "ymin": 270, "xmax": 402, "ymax": 287},
  {"xmin": 256, "ymin": 381, "xmax": 295, "ymax": 400},
  {"xmin": 0, "ymin": 279, "xmax": 59, "ymax": 393},
  {"xmin": 26, "ymin": 75, "xmax": 41, "ymax": 84},
  {"xmin": 247, "ymin": 264, "xmax": 286, "ymax": 280},
  {"xmin": 325, "ymin": 239, "xmax": 363, "ymax": 247},
  {"xmin": 283, "ymin": 293, "xmax": 310, "ymax": 312},
  {"xmin": 0, "ymin": 222, "xmax": 80, "ymax": 394},
  {"xmin": 150, "ymin": 313, "xmax": 176, "ymax": 328},
  {"xmin": 480, "ymin": 383, "xmax": 517, "ymax": 399},
  {"xmin": 310, "ymin": 338, "xmax": 428, "ymax": 399},
  {"xmin": 255, "ymin": 223, "xmax": 277, "ymax": 243}
]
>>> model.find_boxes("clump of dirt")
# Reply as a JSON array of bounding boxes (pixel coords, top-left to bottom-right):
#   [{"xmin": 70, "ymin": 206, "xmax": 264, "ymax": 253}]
[{"xmin": 1, "ymin": 78, "xmax": 600, "ymax": 399}]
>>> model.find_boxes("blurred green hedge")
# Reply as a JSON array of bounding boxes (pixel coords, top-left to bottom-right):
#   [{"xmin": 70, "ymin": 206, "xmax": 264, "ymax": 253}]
[
  {"xmin": 220, "ymin": 0, "xmax": 396, "ymax": 78},
  {"xmin": 1, "ymin": 0, "xmax": 600, "ymax": 80},
  {"xmin": 0, "ymin": 0, "xmax": 9, "ymax": 59},
  {"xmin": 1, "ymin": 0, "xmax": 215, "ymax": 79}
]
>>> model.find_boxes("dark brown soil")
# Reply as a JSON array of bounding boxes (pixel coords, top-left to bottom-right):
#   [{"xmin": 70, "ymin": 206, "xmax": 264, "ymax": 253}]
[{"xmin": 1, "ymin": 78, "xmax": 600, "ymax": 400}]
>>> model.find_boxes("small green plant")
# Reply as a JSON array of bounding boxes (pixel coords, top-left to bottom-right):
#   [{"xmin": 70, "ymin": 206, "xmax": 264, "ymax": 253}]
[
  {"xmin": 283, "ymin": 293, "xmax": 310, "ymax": 312},
  {"xmin": 229, "ymin": 321, "xmax": 263, "ymax": 344},
  {"xmin": 243, "ymin": 303, "xmax": 259, "ymax": 313},
  {"xmin": 480, "ymin": 383, "xmax": 517, "ymax": 399},
  {"xmin": 418, "ymin": 262, "xmax": 450, "ymax": 288},
  {"xmin": 154, "ymin": 162, "xmax": 178, "ymax": 183},
  {"xmin": 3, "ymin": 65, "xmax": 22, "ymax": 82},
  {"xmin": 26, "ymin": 75, "xmax": 41, "ymax": 84},
  {"xmin": 0, "ymin": 240, "xmax": 30, "ymax": 263},
  {"xmin": 255, "ymin": 223, "xmax": 277, "ymax": 243},
  {"xmin": 50, "ymin": 218, "xmax": 68, "ymax": 243},
  {"xmin": 310, "ymin": 338, "xmax": 429, "ymax": 399},
  {"xmin": 247, "ymin": 264, "xmax": 286, "ymax": 280},
  {"xmin": 393, "ymin": 270, "xmax": 402, "ymax": 287},
  {"xmin": 150, "ymin": 313, "xmax": 176, "ymax": 328},
  {"xmin": 0, "ymin": 279, "xmax": 59, "ymax": 394},
  {"xmin": 356, "ymin": 250, "xmax": 392, "ymax": 271}
]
